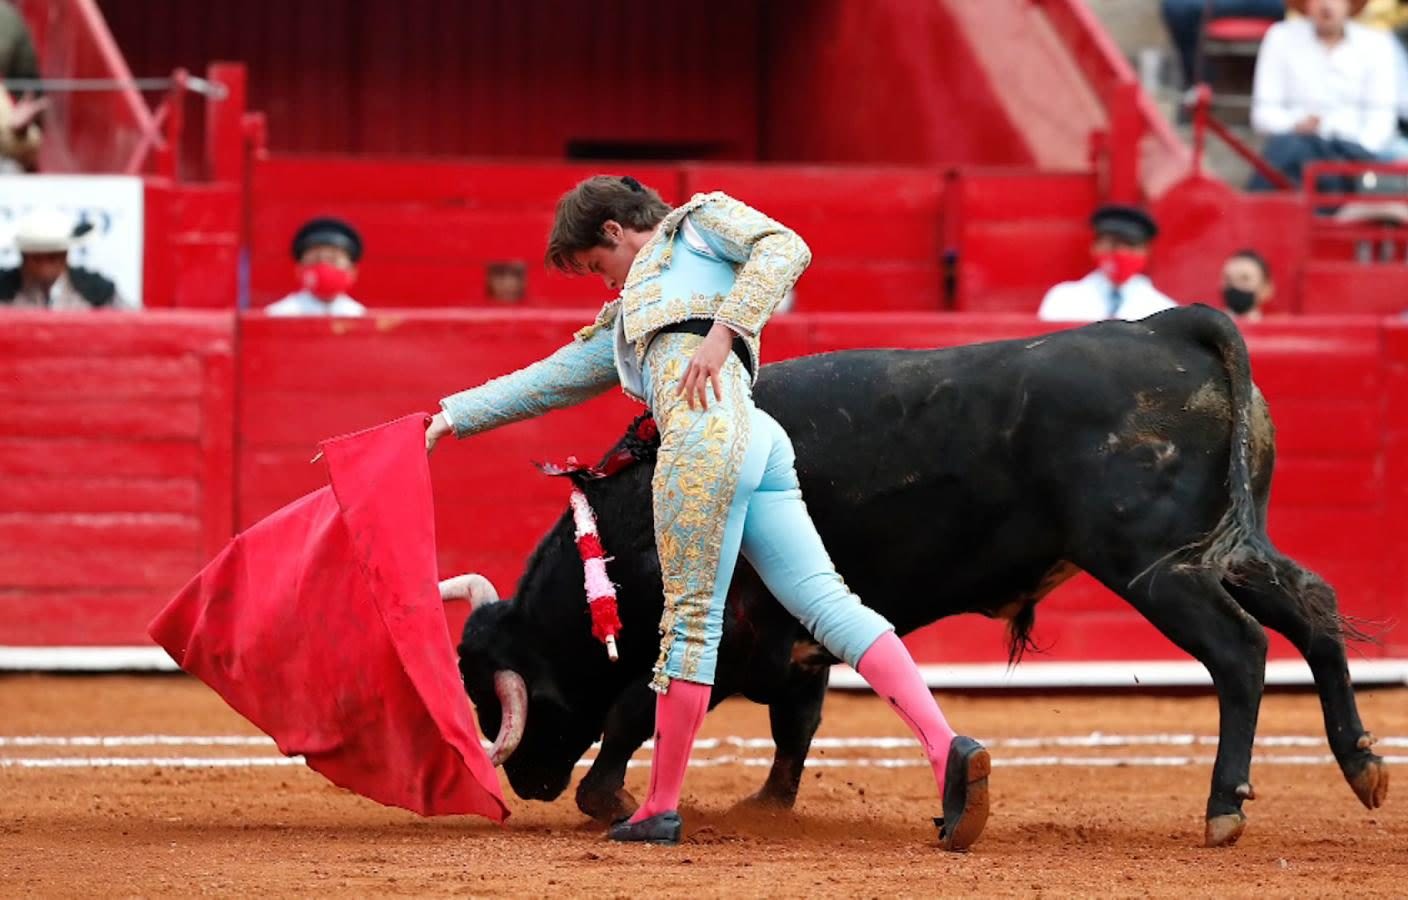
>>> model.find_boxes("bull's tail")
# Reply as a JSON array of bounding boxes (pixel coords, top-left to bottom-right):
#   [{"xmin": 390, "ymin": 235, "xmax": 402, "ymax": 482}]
[
  {"xmin": 1184, "ymin": 306, "xmax": 1259, "ymax": 576},
  {"xmin": 1182, "ymin": 306, "xmax": 1368, "ymax": 643}
]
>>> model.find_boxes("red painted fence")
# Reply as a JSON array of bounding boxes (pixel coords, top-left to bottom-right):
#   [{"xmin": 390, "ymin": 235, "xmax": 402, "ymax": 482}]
[
  {"xmin": 2, "ymin": 311, "xmax": 1405, "ymax": 664},
  {"xmin": 0, "ymin": 313, "xmax": 234, "ymax": 644},
  {"xmin": 246, "ymin": 158, "xmax": 951, "ymax": 315}
]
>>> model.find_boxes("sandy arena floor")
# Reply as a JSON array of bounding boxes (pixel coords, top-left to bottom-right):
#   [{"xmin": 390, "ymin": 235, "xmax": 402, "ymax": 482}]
[{"xmin": 0, "ymin": 675, "xmax": 1404, "ymax": 898}]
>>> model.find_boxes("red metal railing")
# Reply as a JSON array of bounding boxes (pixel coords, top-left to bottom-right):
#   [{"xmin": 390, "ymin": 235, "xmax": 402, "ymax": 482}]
[
  {"xmin": 1036, "ymin": 0, "xmax": 1191, "ymax": 201},
  {"xmin": 15, "ymin": 0, "xmax": 252, "ymax": 180},
  {"xmin": 16, "ymin": 0, "xmax": 159, "ymax": 174},
  {"xmin": 1187, "ymin": 84, "xmax": 1292, "ymax": 190},
  {"xmin": 1304, "ymin": 160, "xmax": 1408, "ymax": 260}
]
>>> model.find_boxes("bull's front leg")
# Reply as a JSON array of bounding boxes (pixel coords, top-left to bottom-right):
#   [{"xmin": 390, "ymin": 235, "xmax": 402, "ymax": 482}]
[
  {"xmin": 576, "ymin": 676, "xmax": 656, "ymax": 822},
  {"xmin": 743, "ymin": 662, "xmax": 829, "ymax": 809}
]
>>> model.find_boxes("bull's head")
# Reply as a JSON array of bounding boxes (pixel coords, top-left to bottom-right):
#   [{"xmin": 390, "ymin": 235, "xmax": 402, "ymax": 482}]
[{"xmin": 445, "ymin": 573, "xmax": 602, "ymax": 802}]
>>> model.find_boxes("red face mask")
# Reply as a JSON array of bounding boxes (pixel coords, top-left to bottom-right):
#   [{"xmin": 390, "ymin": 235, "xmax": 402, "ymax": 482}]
[
  {"xmin": 298, "ymin": 262, "xmax": 354, "ymax": 300},
  {"xmin": 1094, "ymin": 248, "xmax": 1147, "ymax": 286}
]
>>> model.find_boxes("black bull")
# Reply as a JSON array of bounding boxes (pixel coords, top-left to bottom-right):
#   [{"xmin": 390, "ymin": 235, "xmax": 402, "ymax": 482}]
[{"xmin": 456, "ymin": 306, "xmax": 1388, "ymax": 847}]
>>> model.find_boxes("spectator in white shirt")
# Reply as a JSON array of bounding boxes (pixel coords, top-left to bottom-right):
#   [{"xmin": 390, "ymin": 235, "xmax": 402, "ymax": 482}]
[
  {"xmin": 1249, "ymin": 0, "xmax": 1397, "ymax": 190},
  {"xmin": 1037, "ymin": 205, "xmax": 1179, "ymax": 323},
  {"xmin": 265, "ymin": 217, "xmax": 367, "ymax": 317}
]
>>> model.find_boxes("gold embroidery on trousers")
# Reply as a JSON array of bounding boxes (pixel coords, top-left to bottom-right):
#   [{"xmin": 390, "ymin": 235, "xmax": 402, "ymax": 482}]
[{"xmin": 646, "ymin": 332, "xmax": 753, "ymax": 692}]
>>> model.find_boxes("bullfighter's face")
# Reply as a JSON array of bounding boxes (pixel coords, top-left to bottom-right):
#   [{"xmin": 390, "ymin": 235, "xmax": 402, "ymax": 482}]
[{"xmin": 570, "ymin": 221, "xmax": 654, "ymax": 293}]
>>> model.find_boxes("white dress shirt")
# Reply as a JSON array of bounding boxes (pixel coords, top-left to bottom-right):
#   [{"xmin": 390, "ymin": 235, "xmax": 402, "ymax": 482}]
[
  {"xmin": 1251, "ymin": 18, "xmax": 1398, "ymax": 154},
  {"xmin": 1037, "ymin": 270, "xmax": 1178, "ymax": 323},
  {"xmin": 265, "ymin": 290, "xmax": 367, "ymax": 317}
]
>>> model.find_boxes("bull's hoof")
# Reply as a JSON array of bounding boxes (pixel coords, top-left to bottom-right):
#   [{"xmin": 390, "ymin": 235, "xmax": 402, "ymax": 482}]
[
  {"xmin": 577, "ymin": 786, "xmax": 638, "ymax": 823},
  {"xmin": 733, "ymin": 789, "xmax": 796, "ymax": 813},
  {"xmin": 1204, "ymin": 812, "xmax": 1247, "ymax": 847},
  {"xmin": 1348, "ymin": 755, "xmax": 1390, "ymax": 810}
]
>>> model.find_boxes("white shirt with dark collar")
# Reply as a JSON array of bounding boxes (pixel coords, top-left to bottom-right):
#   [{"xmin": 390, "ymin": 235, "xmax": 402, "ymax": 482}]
[
  {"xmin": 265, "ymin": 290, "xmax": 367, "ymax": 317},
  {"xmin": 1037, "ymin": 270, "xmax": 1178, "ymax": 323}
]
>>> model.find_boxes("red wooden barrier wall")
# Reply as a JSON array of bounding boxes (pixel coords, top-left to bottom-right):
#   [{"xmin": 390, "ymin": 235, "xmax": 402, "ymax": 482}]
[
  {"xmin": 2, "ymin": 312, "xmax": 1404, "ymax": 662},
  {"xmin": 245, "ymin": 161, "xmax": 1197, "ymax": 321},
  {"xmin": 247, "ymin": 159, "xmax": 683, "ymax": 311},
  {"xmin": 0, "ymin": 312, "xmax": 235, "ymax": 645},
  {"xmin": 1383, "ymin": 321, "xmax": 1408, "ymax": 657},
  {"xmin": 246, "ymin": 158, "xmax": 951, "ymax": 315}
]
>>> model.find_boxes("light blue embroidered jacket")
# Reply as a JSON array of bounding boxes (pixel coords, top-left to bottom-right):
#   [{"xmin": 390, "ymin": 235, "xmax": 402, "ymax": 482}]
[{"xmin": 440, "ymin": 192, "xmax": 810, "ymax": 437}]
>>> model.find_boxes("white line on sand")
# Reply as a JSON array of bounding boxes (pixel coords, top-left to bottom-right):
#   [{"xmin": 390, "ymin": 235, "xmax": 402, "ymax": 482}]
[
  {"xmin": 7, "ymin": 754, "xmax": 1406, "ymax": 770},
  {"xmin": 5, "ymin": 733, "xmax": 1403, "ymax": 750},
  {"xmin": 0, "ymin": 735, "xmax": 276, "ymax": 748},
  {"xmin": 0, "ymin": 756, "xmax": 303, "ymax": 768}
]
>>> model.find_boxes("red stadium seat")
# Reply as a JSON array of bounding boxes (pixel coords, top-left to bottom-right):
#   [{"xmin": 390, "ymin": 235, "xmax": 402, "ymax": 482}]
[{"xmin": 1204, "ymin": 17, "xmax": 1275, "ymax": 48}]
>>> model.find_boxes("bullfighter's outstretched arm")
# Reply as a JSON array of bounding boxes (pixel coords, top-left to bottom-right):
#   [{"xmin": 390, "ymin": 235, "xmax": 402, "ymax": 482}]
[{"xmin": 438, "ymin": 303, "xmax": 620, "ymax": 439}]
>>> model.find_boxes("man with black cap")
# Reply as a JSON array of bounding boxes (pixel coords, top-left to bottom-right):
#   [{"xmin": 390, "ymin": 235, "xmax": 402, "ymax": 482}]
[
  {"xmin": 266, "ymin": 217, "xmax": 367, "ymax": 316},
  {"xmin": 1037, "ymin": 204, "xmax": 1178, "ymax": 322}
]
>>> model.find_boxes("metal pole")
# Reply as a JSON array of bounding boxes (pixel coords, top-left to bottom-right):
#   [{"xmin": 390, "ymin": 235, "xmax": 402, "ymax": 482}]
[{"xmin": 1, "ymin": 77, "xmax": 228, "ymax": 99}]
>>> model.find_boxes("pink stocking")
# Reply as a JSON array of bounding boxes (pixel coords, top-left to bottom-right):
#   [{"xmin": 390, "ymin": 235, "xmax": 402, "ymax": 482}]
[
  {"xmin": 629, "ymin": 679, "xmax": 710, "ymax": 823},
  {"xmin": 856, "ymin": 630, "xmax": 958, "ymax": 795}
]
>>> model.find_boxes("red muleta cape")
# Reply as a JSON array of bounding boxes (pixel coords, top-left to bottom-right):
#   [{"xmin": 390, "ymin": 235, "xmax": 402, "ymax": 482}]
[{"xmin": 148, "ymin": 413, "xmax": 508, "ymax": 821}]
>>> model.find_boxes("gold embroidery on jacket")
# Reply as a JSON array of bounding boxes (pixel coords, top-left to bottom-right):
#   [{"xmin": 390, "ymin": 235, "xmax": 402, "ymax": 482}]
[
  {"xmin": 622, "ymin": 194, "xmax": 715, "ymax": 293},
  {"xmin": 617, "ymin": 192, "xmax": 807, "ymax": 382},
  {"xmin": 688, "ymin": 197, "xmax": 811, "ymax": 338},
  {"xmin": 574, "ymin": 299, "xmax": 620, "ymax": 342}
]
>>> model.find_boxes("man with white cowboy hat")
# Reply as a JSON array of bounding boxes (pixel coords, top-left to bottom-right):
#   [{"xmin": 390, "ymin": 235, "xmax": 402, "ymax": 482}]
[{"xmin": 0, "ymin": 208, "xmax": 126, "ymax": 310}]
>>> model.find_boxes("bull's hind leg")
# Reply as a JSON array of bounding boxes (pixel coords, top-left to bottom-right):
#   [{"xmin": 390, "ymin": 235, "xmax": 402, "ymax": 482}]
[
  {"xmin": 1101, "ymin": 563, "xmax": 1268, "ymax": 847},
  {"xmin": 1223, "ymin": 555, "xmax": 1389, "ymax": 811}
]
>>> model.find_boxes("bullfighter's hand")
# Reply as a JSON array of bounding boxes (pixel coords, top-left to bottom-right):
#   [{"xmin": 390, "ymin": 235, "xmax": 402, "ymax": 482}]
[
  {"xmin": 677, "ymin": 322, "xmax": 734, "ymax": 411},
  {"xmin": 426, "ymin": 412, "xmax": 453, "ymax": 453}
]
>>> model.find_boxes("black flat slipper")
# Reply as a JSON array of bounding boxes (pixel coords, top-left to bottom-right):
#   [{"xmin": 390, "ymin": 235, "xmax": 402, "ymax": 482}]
[
  {"xmin": 933, "ymin": 735, "xmax": 991, "ymax": 851},
  {"xmin": 607, "ymin": 811, "xmax": 683, "ymax": 845}
]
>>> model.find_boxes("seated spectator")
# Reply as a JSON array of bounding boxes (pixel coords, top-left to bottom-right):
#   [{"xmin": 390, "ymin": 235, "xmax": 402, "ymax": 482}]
[
  {"xmin": 0, "ymin": 0, "xmax": 42, "ymax": 173},
  {"xmin": 1220, "ymin": 248, "xmax": 1275, "ymax": 320},
  {"xmin": 266, "ymin": 217, "xmax": 366, "ymax": 316},
  {"xmin": 0, "ymin": 209, "xmax": 126, "ymax": 309},
  {"xmin": 1162, "ymin": 0, "xmax": 1286, "ymax": 89},
  {"xmin": 1249, "ymin": 0, "xmax": 1398, "ymax": 190},
  {"xmin": 1375, "ymin": 0, "xmax": 1408, "ymax": 157},
  {"xmin": 1038, "ymin": 205, "xmax": 1179, "ymax": 322},
  {"xmin": 486, "ymin": 260, "xmax": 526, "ymax": 303}
]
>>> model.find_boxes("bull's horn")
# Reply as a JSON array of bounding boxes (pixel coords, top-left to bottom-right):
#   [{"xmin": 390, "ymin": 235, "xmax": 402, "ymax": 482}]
[
  {"xmin": 438, "ymin": 573, "xmax": 501, "ymax": 610},
  {"xmin": 487, "ymin": 669, "xmax": 528, "ymax": 766}
]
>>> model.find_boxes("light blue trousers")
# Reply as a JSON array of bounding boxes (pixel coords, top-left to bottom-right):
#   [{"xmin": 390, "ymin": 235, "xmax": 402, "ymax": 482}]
[{"xmin": 644, "ymin": 333, "xmax": 892, "ymax": 691}]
